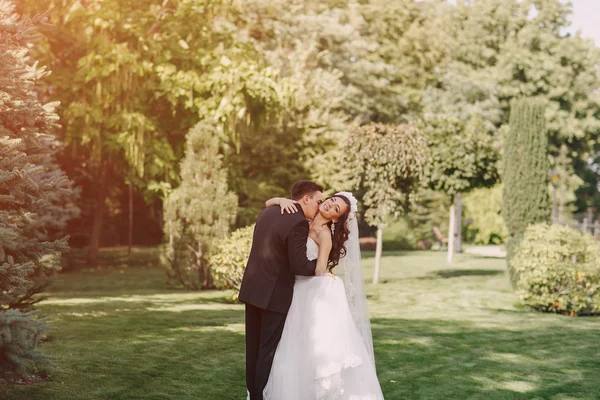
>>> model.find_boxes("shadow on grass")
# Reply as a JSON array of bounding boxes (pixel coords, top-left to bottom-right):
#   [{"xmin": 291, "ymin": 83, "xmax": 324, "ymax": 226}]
[
  {"xmin": 465, "ymin": 254, "xmax": 507, "ymax": 260},
  {"xmin": 3, "ymin": 307, "xmax": 600, "ymax": 400},
  {"xmin": 1, "ymin": 308, "xmax": 247, "ymax": 400},
  {"xmin": 62, "ymin": 246, "xmax": 161, "ymax": 272},
  {"xmin": 372, "ymin": 317, "xmax": 600, "ymax": 400},
  {"xmin": 422, "ymin": 269, "xmax": 506, "ymax": 279},
  {"xmin": 361, "ymin": 250, "xmax": 412, "ymax": 259}
]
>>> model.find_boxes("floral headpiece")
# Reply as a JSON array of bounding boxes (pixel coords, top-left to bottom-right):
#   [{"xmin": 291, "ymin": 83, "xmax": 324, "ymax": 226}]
[{"xmin": 335, "ymin": 191, "xmax": 358, "ymax": 220}]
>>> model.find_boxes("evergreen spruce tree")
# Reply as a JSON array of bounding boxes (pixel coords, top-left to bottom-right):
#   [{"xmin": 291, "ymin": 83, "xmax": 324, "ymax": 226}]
[
  {"xmin": 161, "ymin": 120, "xmax": 238, "ymax": 290},
  {"xmin": 0, "ymin": 1, "xmax": 72, "ymax": 377},
  {"xmin": 502, "ymin": 98, "xmax": 551, "ymax": 283}
]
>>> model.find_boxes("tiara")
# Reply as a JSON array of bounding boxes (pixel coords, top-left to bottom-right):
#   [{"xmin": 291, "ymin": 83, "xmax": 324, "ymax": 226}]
[{"xmin": 335, "ymin": 191, "xmax": 358, "ymax": 220}]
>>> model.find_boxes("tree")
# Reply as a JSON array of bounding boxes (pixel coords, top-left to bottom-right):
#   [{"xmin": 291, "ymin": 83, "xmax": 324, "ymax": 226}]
[
  {"xmin": 206, "ymin": 0, "xmax": 357, "ymax": 221},
  {"xmin": 162, "ymin": 120, "xmax": 237, "ymax": 290},
  {"xmin": 503, "ymin": 98, "xmax": 551, "ymax": 283},
  {"xmin": 420, "ymin": 113, "xmax": 499, "ymax": 263},
  {"xmin": 443, "ymin": 0, "xmax": 600, "ymax": 213},
  {"xmin": 345, "ymin": 123, "xmax": 429, "ymax": 283},
  {"xmin": 418, "ymin": 50, "xmax": 503, "ymax": 260},
  {"xmin": 358, "ymin": 0, "xmax": 451, "ymax": 122},
  {"xmin": 16, "ymin": 0, "xmax": 186, "ymax": 265},
  {"xmin": 0, "ymin": 2, "xmax": 72, "ymax": 376}
]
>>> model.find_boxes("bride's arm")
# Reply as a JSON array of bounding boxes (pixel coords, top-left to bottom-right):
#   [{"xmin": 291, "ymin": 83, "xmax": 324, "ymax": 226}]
[
  {"xmin": 265, "ymin": 197, "xmax": 298, "ymax": 214},
  {"xmin": 315, "ymin": 229, "xmax": 334, "ymax": 277}
]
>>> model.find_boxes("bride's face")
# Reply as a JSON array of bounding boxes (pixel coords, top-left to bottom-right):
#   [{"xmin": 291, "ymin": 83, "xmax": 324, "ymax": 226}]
[{"xmin": 319, "ymin": 196, "xmax": 349, "ymax": 222}]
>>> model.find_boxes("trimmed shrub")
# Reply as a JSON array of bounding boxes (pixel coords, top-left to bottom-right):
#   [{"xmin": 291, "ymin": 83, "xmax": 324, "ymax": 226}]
[
  {"xmin": 502, "ymin": 98, "xmax": 551, "ymax": 237},
  {"xmin": 210, "ymin": 225, "xmax": 255, "ymax": 298},
  {"xmin": 503, "ymin": 98, "xmax": 551, "ymax": 285},
  {"xmin": 161, "ymin": 120, "xmax": 237, "ymax": 290},
  {"xmin": 513, "ymin": 224, "xmax": 600, "ymax": 316}
]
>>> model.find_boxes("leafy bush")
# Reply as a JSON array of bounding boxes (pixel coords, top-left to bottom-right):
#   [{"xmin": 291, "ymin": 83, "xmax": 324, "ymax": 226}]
[
  {"xmin": 513, "ymin": 224, "xmax": 600, "ymax": 316},
  {"xmin": 210, "ymin": 225, "xmax": 255, "ymax": 298},
  {"xmin": 463, "ymin": 185, "xmax": 508, "ymax": 244},
  {"xmin": 382, "ymin": 218, "xmax": 417, "ymax": 250}
]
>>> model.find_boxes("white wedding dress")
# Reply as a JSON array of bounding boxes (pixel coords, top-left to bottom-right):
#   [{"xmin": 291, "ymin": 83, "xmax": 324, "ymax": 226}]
[{"xmin": 263, "ymin": 237, "xmax": 384, "ymax": 399}]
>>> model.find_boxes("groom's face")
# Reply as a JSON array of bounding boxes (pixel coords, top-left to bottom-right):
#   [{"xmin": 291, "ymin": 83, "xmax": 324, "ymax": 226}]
[{"xmin": 303, "ymin": 191, "xmax": 323, "ymax": 220}]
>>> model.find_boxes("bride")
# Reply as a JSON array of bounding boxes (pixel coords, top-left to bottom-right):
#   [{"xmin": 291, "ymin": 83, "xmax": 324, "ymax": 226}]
[{"xmin": 262, "ymin": 192, "xmax": 384, "ymax": 399}]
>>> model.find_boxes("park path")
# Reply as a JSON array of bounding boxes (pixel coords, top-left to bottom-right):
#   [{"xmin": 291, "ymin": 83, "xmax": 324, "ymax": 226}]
[{"xmin": 464, "ymin": 245, "xmax": 506, "ymax": 258}]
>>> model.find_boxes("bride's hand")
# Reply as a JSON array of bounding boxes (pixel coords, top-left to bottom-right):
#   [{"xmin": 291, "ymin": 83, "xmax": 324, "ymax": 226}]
[
  {"xmin": 279, "ymin": 198, "xmax": 298, "ymax": 214},
  {"xmin": 316, "ymin": 271, "xmax": 336, "ymax": 279}
]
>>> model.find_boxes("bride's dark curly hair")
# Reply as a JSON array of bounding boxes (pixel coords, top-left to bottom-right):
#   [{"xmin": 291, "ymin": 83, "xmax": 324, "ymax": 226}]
[{"xmin": 326, "ymin": 195, "xmax": 352, "ymax": 272}]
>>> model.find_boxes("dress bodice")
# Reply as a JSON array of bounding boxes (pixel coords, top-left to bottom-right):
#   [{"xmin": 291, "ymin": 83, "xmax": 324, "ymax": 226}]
[
  {"xmin": 306, "ymin": 237, "xmax": 319, "ymax": 261},
  {"xmin": 294, "ymin": 237, "xmax": 320, "ymax": 282}
]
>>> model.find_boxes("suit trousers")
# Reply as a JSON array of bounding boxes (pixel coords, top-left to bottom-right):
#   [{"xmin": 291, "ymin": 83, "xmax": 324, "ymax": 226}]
[{"xmin": 245, "ymin": 303, "xmax": 287, "ymax": 400}]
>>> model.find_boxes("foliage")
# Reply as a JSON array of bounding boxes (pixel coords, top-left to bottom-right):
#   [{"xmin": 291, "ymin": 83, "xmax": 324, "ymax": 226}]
[
  {"xmin": 161, "ymin": 121, "xmax": 237, "ymax": 290},
  {"xmin": 13, "ymin": 0, "xmax": 600, "ymax": 266},
  {"xmin": 421, "ymin": 115, "xmax": 499, "ymax": 197},
  {"xmin": 446, "ymin": 0, "xmax": 600, "ymax": 141},
  {"xmin": 340, "ymin": 0, "xmax": 449, "ymax": 122},
  {"xmin": 18, "ymin": 0, "xmax": 188, "ymax": 264},
  {"xmin": 443, "ymin": 0, "xmax": 600, "ymax": 212},
  {"xmin": 550, "ymin": 144, "xmax": 584, "ymax": 223},
  {"xmin": 513, "ymin": 224, "xmax": 600, "ymax": 315},
  {"xmin": 210, "ymin": 225, "xmax": 255, "ymax": 298},
  {"xmin": 226, "ymin": 0, "xmax": 357, "ymax": 219},
  {"xmin": 502, "ymin": 98, "xmax": 551, "ymax": 237},
  {"xmin": 0, "ymin": 1, "xmax": 73, "ymax": 376},
  {"xmin": 503, "ymin": 98, "xmax": 551, "ymax": 284},
  {"xmin": 463, "ymin": 185, "xmax": 508, "ymax": 244},
  {"xmin": 345, "ymin": 123, "xmax": 430, "ymax": 226},
  {"xmin": 380, "ymin": 218, "xmax": 419, "ymax": 250}
]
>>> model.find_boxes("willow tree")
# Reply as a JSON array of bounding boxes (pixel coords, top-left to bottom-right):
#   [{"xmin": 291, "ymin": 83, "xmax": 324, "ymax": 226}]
[{"xmin": 345, "ymin": 123, "xmax": 429, "ymax": 284}]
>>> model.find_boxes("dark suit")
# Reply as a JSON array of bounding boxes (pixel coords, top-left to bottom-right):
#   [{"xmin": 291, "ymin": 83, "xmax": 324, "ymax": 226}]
[{"xmin": 239, "ymin": 206, "xmax": 317, "ymax": 400}]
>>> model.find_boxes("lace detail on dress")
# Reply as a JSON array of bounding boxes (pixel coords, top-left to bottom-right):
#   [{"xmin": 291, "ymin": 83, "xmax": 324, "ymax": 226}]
[
  {"xmin": 306, "ymin": 237, "xmax": 319, "ymax": 261},
  {"xmin": 315, "ymin": 354, "xmax": 363, "ymax": 400},
  {"xmin": 295, "ymin": 237, "xmax": 319, "ymax": 282}
]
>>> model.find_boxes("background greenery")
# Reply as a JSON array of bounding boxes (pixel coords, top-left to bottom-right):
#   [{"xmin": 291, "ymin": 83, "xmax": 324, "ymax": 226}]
[
  {"xmin": 13, "ymin": 0, "xmax": 600, "ymax": 257},
  {"xmin": 5, "ymin": 0, "xmax": 600, "ymax": 385}
]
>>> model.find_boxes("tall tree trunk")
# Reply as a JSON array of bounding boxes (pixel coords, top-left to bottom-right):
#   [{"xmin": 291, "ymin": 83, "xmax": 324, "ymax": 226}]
[
  {"xmin": 128, "ymin": 182, "xmax": 133, "ymax": 257},
  {"xmin": 447, "ymin": 200, "xmax": 456, "ymax": 264},
  {"xmin": 454, "ymin": 192, "xmax": 462, "ymax": 254},
  {"xmin": 87, "ymin": 170, "xmax": 108, "ymax": 266},
  {"xmin": 373, "ymin": 225, "xmax": 384, "ymax": 284}
]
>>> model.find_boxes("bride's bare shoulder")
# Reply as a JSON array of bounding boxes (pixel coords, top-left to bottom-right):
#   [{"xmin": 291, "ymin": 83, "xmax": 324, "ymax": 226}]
[{"xmin": 316, "ymin": 227, "xmax": 332, "ymax": 243}]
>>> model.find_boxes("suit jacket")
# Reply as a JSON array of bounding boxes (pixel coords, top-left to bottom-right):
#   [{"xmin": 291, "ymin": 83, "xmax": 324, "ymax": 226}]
[{"xmin": 238, "ymin": 206, "xmax": 317, "ymax": 314}]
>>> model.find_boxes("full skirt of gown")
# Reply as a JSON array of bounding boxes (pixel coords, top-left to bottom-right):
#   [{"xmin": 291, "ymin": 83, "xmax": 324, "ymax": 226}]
[{"xmin": 263, "ymin": 274, "xmax": 384, "ymax": 400}]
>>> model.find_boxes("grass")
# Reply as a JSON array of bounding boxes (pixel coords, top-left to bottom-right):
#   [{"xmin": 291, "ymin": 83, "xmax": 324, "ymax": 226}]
[{"xmin": 1, "ymin": 247, "xmax": 599, "ymax": 399}]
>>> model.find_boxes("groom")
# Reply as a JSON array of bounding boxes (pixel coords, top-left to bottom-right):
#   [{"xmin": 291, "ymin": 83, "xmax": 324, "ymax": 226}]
[{"xmin": 239, "ymin": 180, "xmax": 323, "ymax": 400}]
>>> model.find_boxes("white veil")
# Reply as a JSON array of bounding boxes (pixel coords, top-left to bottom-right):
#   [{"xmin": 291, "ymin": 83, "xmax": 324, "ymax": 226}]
[{"xmin": 339, "ymin": 217, "xmax": 375, "ymax": 366}]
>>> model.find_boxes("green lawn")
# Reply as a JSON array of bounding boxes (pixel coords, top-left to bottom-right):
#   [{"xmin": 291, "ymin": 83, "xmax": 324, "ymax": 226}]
[{"xmin": 2, "ymin": 247, "xmax": 599, "ymax": 400}]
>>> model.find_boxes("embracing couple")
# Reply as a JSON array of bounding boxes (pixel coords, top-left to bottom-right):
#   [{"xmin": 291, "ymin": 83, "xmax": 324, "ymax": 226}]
[{"xmin": 239, "ymin": 180, "xmax": 384, "ymax": 399}]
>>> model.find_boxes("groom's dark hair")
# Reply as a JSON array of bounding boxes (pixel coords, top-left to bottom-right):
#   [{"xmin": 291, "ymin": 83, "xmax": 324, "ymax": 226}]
[{"xmin": 291, "ymin": 180, "xmax": 323, "ymax": 201}]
